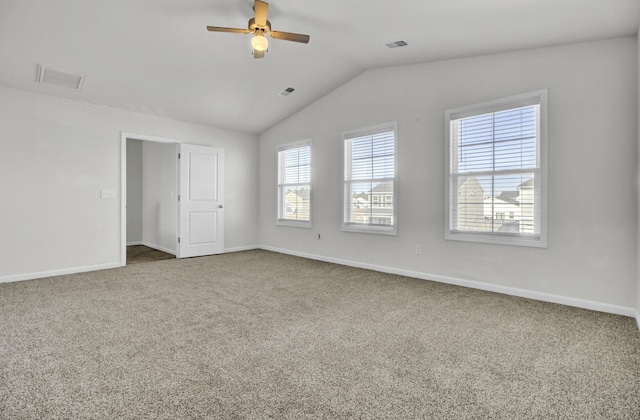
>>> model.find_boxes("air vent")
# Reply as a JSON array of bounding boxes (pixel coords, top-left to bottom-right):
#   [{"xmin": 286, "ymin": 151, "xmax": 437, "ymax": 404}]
[
  {"xmin": 385, "ymin": 40, "xmax": 408, "ymax": 48},
  {"xmin": 279, "ymin": 87, "xmax": 295, "ymax": 97},
  {"xmin": 37, "ymin": 65, "xmax": 85, "ymax": 90}
]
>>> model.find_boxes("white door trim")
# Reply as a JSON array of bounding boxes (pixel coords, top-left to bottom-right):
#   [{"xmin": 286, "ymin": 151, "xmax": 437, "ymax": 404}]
[{"xmin": 120, "ymin": 132, "xmax": 183, "ymax": 266}]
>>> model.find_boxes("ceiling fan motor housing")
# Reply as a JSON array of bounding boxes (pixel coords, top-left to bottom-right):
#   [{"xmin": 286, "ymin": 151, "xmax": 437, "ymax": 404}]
[{"xmin": 248, "ymin": 18, "xmax": 271, "ymax": 35}]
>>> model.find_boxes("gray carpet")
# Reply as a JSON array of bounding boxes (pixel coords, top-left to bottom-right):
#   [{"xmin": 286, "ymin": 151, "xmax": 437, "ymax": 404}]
[{"xmin": 1, "ymin": 250, "xmax": 638, "ymax": 419}]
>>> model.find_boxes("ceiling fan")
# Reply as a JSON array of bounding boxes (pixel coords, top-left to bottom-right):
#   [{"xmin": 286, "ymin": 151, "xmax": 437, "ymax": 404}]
[{"xmin": 206, "ymin": 0, "xmax": 310, "ymax": 59}]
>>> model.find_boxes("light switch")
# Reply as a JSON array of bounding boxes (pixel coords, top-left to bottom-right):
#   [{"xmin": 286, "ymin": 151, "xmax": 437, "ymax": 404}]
[{"xmin": 101, "ymin": 189, "xmax": 116, "ymax": 199}]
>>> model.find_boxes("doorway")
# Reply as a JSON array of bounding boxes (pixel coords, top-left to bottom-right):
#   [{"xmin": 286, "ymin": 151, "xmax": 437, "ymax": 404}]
[
  {"xmin": 124, "ymin": 136, "xmax": 178, "ymax": 265},
  {"xmin": 120, "ymin": 132, "xmax": 225, "ymax": 266}
]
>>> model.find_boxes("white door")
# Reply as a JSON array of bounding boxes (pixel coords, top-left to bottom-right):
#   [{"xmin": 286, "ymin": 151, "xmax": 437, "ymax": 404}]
[{"xmin": 177, "ymin": 145, "xmax": 224, "ymax": 258}]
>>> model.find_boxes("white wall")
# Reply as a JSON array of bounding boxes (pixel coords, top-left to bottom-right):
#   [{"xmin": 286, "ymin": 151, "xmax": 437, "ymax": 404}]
[
  {"xmin": 258, "ymin": 37, "xmax": 638, "ymax": 314},
  {"xmin": 126, "ymin": 139, "xmax": 143, "ymax": 244},
  {"xmin": 0, "ymin": 86, "xmax": 258, "ymax": 281},
  {"xmin": 141, "ymin": 141, "xmax": 177, "ymax": 254},
  {"xmin": 637, "ymin": 28, "xmax": 640, "ymax": 327}
]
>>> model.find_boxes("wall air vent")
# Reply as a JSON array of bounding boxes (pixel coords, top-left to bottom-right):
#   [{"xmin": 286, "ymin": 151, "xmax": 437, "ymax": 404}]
[
  {"xmin": 37, "ymin": 65, "xmax": 85, "ymax": 90},
  {"xmin": 279, "ymin": 87, "xmax": 295, "ymax": 97},
  {"xmin": 385, "ymin": 40, "xmax": 408, "ymax": 48}
]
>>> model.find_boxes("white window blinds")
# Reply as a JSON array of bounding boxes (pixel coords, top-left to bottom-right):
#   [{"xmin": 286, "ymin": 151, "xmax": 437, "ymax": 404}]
[
  {"xmin": 278, "ymin": 141, "xmax": 311, "ymax": 226},
  {"xmin": 342, "ymin": 122, "xmax": 397, "ymax": 234},
  {"xmin": 446, "ymin": 90, "xmax": 547, "ymax": 247}
]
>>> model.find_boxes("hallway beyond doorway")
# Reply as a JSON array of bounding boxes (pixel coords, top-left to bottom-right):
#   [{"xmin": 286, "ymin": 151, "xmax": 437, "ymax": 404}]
[{"xmin": 126, "ymin": 245, "xmax": 174, "ymax": 265}]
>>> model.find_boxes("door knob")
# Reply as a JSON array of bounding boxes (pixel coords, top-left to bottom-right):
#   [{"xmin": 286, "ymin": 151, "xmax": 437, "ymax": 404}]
[{"xmin": 219, "ymin": 204, "xmax": 224, "ymax": 208}]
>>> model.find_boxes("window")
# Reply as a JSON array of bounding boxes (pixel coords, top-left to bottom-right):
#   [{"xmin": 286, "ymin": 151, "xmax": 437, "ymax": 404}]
[
  {"xmin": 277, "ymin": 140, "xmax": 311, "ymax": 227},
  {"xmin": 445, "ymin": 90, "xmax": 547, "ymax": 247},
  {"xmin": 342, "ymin": 122, "xmax": 397, "ymax": 235}
]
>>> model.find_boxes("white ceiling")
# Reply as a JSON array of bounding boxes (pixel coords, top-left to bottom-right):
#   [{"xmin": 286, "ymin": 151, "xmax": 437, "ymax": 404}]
[{"xmin": 0, "ymin": 0, "xmax": 638, "ymax": 135}]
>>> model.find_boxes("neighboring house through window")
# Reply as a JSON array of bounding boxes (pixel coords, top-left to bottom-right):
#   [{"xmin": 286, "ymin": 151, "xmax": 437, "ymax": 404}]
[
  {"xmin": 342, "ymin": 122, "xmax": 397, "ymax": 235},
  {"xmin": 445, "ymin": 90, "xmax": 548, "ymax": 247},
  {"xmin": 277, "ymin": 140, "xmax": 311, "ymax": 227}
]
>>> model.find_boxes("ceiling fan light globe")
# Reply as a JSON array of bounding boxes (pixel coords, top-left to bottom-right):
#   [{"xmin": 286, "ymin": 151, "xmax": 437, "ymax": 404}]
[{"xmin": 251, "ymin": 34, "xmax": 268, "ymax": 52}]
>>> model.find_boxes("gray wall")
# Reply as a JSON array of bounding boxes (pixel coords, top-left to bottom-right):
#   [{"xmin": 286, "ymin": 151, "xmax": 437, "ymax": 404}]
[
  {"xmin": 637, "ymin": 28, "xmax": 640, "ymax": 326},
  {"xmin": 141, "ymin": 141, "xmax": 177, "ymax": 254},
  {"xmin": 0, "ymin": 86, "xmax": 258, "ymax": 281},
  {"xmin": 258, "ymin": 37, "xmax": 638, "ymax": 313},
  {"xmin": 126, "ymin": 139, "xmax": 143, "ymax": 244}
]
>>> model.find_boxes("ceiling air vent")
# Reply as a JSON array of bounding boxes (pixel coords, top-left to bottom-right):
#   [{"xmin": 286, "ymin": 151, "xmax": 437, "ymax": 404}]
[
  {"xmin": 279, "ymin": 87, "xmax": 295, "ymax": 97},
  {"xmin": 37, "ymin": 65, "xmax": 85, "ymax": 90},
  {"xmin": 385, "ymin": 40, "xmax": 408, "ymax": 48}
]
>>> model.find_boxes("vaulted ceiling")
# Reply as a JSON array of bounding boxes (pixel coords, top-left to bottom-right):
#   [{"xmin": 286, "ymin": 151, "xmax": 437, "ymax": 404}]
[{"xmin": 0, "ymin": 0, "xmax": 638, "ymax": 135}]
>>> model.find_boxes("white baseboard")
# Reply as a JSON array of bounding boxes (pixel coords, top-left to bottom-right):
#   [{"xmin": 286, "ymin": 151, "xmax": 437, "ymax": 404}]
[
  {"xmin": 225, "ymin": 245, "xmax": 260, "ymax": 253},
  {"xmin": 3, "ymin": 245, "xmax": 636, "ymax": 327},
  {"xmin": 1, "ymin": 244, "xmax": 257, "ymax": 284},
  {"xmin": 132, "ymin": 243, "xmax": 257, "ymax": 255},
  {"xmin": 260, "ymin": 245, "xmax": 636, "ymax": 318},
  {"xmin": 0, "ymin": 262, "xmax": 123, "ymax": 284},
  {"xmin": 138, "ymin": 242, "xmax": 176, "ymax": 256},
  {"xmin": 126, "ymin": 241, "xmax": 176, "ymax": 255}
]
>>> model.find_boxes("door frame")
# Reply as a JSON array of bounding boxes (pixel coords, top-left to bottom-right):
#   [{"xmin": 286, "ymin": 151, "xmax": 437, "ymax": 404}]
[{"xmin": 120, "ymin": 132, "xmax": 183, "ymax": 266}]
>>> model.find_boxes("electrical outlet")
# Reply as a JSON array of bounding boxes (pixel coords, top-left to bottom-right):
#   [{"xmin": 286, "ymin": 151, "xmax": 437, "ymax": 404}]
[{"xmin": 415, "ymin": 244, "xmax": 421, "ymax": 255}]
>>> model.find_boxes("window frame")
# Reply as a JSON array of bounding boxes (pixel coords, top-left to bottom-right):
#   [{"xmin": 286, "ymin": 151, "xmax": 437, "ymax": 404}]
[
  {"xmin": 341, "ymin": 121, "xmax": 398, "ymax": 235},
  {"xmin": 444, "ymin": 89, "xmax": 548, "ymax": 248},
  {"xmin": 277, "ymin": 139, "xmax": 312, "ymax": 228}
]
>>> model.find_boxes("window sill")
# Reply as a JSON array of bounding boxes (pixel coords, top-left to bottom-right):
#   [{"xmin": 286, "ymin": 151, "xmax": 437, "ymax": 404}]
[
  {"xmin": 277, "ymin": 220, "xmax": 312, "ymax": 229},
  {"xmin": 342, "ymin": 223, "xmax": 397, "ymax": 236},
  {"xmin": 445, "ymin": 231, "xmax": 547, "ymax": 248}
]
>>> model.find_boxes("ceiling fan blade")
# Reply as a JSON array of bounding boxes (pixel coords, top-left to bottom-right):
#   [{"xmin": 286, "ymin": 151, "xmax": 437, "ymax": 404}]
[
  {"xmin": 270, "ymin": 31, "xmax": 310, "ymax": 44},
  {"xmin": 254, "ymin": 0, "xmax": 269, "ymax": 27},
  {"xmin": 206, "ymin": 26, "xmax": 250, "ymax": 34},
  {"xmin": 253, "ymin": 49, "xmax": 265, "ymax": 59}
]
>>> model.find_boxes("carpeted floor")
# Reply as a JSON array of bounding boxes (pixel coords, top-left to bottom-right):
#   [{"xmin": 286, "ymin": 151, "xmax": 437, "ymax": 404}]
[
  {"xmin": 126, "ymin": 245, "xmax": 175, "ymax": 265},
  {"xmin": 0, "ymin": 250, "xmax": 638, "ymax": 419}
]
